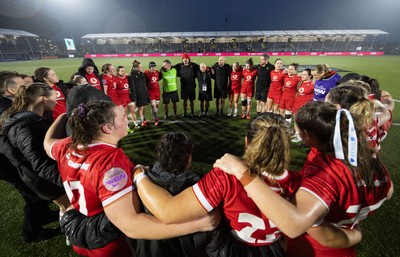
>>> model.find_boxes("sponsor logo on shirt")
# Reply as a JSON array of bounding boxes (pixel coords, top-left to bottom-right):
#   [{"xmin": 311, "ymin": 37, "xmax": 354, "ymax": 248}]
[{"xmin": 103, "ymin": 168, "xmax": 128, "ymax": 192}]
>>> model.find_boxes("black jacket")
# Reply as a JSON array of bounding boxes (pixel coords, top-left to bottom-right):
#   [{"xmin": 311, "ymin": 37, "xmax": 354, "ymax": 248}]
[
  {"xmin": 0, "ymin": 96, "xmax": 12, "ymax": 115},
  {"xmin": 212, "ymin": 63, "xmax": 231, "ymax": 89},
  {"xmin": 255, "ymin": 63, "xmax": 275, "ymax": 91},
  {"xmin": 174, "ymin": 62, "xmax": 199, "ymax": 88},
  {"xmin": 1, "ymin": 110, "xmax": 64, "ymax": 200},
  {"xmin": 128, "ymin": 70, "xmax": 150, "ymax": 107}
]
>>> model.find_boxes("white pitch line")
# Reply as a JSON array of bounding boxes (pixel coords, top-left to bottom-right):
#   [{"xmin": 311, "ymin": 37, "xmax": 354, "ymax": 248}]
[
  {"xmin": 393, "ymin": 99, "xmax": 400, "ymax": 103},
  {"xmin": 392, "ymin": 123, "xmax": 400, "ymax": 126}
]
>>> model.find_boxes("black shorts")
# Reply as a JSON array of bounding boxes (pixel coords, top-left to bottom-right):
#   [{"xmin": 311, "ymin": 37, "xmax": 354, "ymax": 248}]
[
  {"xmin": 214, "ymin": 87, "xmax": 227, "ymax": 99},
  {"xmin": 198, "ymin": 92, "xmax": 213, "ymax": 102},
  {"xmin": 162, "ymin": 91, "xmax": 179, "ymax": 104},
  {"xmin": 255, "ymin": 88, "xmax": 268, "ymax": 102},
  {"xmin": 181, "ymin": 86, "xmax": 196, "ymax": 101}
]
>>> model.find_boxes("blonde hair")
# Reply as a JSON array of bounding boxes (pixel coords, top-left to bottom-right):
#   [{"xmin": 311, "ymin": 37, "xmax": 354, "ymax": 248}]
[
  {"xmin": 243, "ymin": 113, "xmax": 291, "ymax": 177},
  {"xmin": 312, "ymin": 64, "xmax": 330, "ymax": 74}
]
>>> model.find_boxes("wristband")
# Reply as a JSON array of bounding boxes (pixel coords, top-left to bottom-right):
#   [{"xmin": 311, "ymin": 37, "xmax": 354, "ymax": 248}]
[
  {"xmin": 133, "ymin": 165, "xmax": 147, "ymax": 185},
  {"xmin": 239, "ymin": 170, "xmax": 254, "ymax": 187}
]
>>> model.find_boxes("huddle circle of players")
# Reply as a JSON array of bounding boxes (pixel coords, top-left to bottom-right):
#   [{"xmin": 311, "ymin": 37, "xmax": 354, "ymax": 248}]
[{"xmin": 75, "ymin": 53, "xmax": 313, "ymax": 129}]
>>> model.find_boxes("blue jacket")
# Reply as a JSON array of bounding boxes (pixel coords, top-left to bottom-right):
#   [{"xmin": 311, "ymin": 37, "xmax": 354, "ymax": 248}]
[{"xmin": 313, "ymin": 71, "xmax": 341, "ymax": 101}]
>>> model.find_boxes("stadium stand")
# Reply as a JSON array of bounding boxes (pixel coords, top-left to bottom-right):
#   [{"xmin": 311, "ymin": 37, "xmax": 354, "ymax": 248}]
[
  {"xmin": 0, "ymin": 28, "xmax": 61, "ymax": 61},
  {"xmin": 81, "ymin": 29, "xmax": 389, "ymax": 55}
]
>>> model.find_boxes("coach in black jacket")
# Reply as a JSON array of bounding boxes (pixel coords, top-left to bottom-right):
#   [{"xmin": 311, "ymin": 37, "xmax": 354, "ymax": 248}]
[
  {"xmin": 174, "ymin": 53, "xmax": 199, "ymax": 117},
  {"xmin": 212, "ymin": 56, "xmax": 231, "ymax": 117}
]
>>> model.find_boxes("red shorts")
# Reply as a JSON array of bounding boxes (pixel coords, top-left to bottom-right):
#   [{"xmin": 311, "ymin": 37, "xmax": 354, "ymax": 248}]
[
  {"xmin": 267, "ymin": 91, "xmax": 282, "ymax": 104},
  {"xmin": 230, "ymin": 85, "xmax": 241, "ymax": 95},
  {"xmin": 148, "ymin": 88, "xmax": 160, "ymax": 101},
  {"xmin": 280, "ymin": 98, "xmax": 295, "ymax": 111},
  {"xmin": 72, "ymin": 236, "xmax": 131, "ymax": 257},
  {"xmin": 117, "ymin": 91, "xmax": 131, "ymax": 108},
  {"xmin": 241, "ymin": 84, "xmax": 254, "ymax": 98}
]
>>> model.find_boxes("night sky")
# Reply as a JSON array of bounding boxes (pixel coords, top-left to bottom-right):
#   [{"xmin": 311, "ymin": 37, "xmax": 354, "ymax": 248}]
[{"xmin": 0, "ymin": 0, "xmax": 399, "ymax": 42}]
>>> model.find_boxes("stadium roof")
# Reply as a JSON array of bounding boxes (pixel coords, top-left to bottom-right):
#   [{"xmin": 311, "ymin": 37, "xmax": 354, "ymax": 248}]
[
  {"xmin": 82, "ymin": 29, "xmax": 388, "ymax": 39},
  {"xmin": 0, "ymin": 28, "xmax": 39, "ymax": 37}
]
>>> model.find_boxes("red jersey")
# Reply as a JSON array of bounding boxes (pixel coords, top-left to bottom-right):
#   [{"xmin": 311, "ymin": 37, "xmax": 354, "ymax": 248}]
[
  {"xmin": 51, "ymin": 83, "xmax": 67, "ymax": 120},
  {"xmin": 230, "ymin": 71, "xmax": 243, "ymax": 93},
  {"xmin": 366, "ymin": 110, "xmax": 392, "ymax": 153},
  {"xmin": 85, "ymin": 73, "xmax": 102, "ymax": 91},
  {"xmin": 102, "ymin": 74, "xmax": 121, "ymax": 106},
  {"xmin": 115, "ymin": 75, "xmax": 131, "ymax": 107},
  {"xmin": 281, "ymin": 75, "xmax": 301, "ymax": 100},
  {"xmin": 241, "ymin": 68, "xmax": 258, "ymax": 89},
  {"xmin": 269, "ymin": 69, "xmax": 286, "ymax": 95},
  {"xmin": 287, "ymin": 148, "xmax": 392, "ymax": 257},
  {"xmin": 292, "ymin": 80, "xmax": 314, "ymax": 114},
  {"xmin": 144, "ymin": 70, "xmax": 161, "ymax": 101},
  {"xmin": 50, "ymin": 137, "xmax": 134, "ymax": 216},
  {"xmin": 192, "ymin": 168, "xmax": 301, "ymax": 246}
]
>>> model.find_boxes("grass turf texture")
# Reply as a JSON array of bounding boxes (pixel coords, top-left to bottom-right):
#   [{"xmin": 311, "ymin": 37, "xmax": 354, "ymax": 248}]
[{"xmin": 0, "ymin": 56, "xmax": 399, "ymax": 256}]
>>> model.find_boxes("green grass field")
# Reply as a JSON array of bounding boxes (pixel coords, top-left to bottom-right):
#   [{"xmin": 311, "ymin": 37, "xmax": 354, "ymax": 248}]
[{"xmin": 0, "ymin": 56, "xmax": 399, "ymax": 256}]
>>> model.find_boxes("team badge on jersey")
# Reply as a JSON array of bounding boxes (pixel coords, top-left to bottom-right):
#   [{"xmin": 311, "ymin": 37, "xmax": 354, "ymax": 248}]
[{"xmin": 103, "ymin": 167, "xmax": 128, "ymax": 191}]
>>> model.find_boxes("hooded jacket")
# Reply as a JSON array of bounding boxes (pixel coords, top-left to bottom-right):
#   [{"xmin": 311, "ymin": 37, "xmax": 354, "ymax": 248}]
[
  {"xmin": 75, "ymin": 58, "xmax": 104, "ymax": 92},
  {"xmin": 1, "ymin": 110, "xmax": 64, "ymax": 200}
]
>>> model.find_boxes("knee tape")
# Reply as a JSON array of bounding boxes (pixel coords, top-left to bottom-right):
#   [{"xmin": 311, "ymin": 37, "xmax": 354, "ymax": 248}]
[
  {"xmin": 285, "ymin": 114, "xmax": 292, "ymax": 120},
  {"xmin": 241, "ymin": 99, "xmax": 247, "ymax": 107}
]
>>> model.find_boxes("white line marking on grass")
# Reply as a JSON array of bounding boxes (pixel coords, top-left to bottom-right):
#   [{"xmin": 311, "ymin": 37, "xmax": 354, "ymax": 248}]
[
  {"xmin": 392, "ymin": 123, "xmax": 400, "ymax": 126},
  {"xmin": 161, "ymin": 120, "xmax": 207, "ymax": 124},
  {"xmin": 393, "ymin": 99, "xmax": 400, "ymax": 103}
]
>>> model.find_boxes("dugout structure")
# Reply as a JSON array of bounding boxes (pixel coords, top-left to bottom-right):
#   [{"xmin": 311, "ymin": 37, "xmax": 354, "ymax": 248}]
[{"xmin": 81, "ymin": 29, "xmax": 388, "ymax": 54}]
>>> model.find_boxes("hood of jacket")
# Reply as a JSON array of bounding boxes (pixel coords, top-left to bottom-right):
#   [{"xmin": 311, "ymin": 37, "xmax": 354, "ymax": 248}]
[
  {"xmin": 78, "ymin": 58, "xmax": 100, "ymax": 75},
  {"xmin": 148, "ymin": 162, "xmax": 199, "ymax": 195}
]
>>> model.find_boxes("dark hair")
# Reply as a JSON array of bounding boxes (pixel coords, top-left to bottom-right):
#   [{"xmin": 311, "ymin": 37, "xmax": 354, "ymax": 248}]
[
  {"xmin": 302, "ymin": 68, "xmax": 313, "ymax": 79},
  {"xmin": 246, "ymin": 58, "xmax": 254, "ymax": 67},
  {"xmin": 274, "ymin": 58, "xmax": 282, "ymax": 64},
  {"xmin": 163, "ymin": 59, "xmax": 171, "ymax": 65},
  {"xmin": 0, "ymin": 83, "xmax": 54, "ymax": 129},
  {"xmin": 338, "ymin": 73, "xmax": 362, "ymax": 85},
  {"xmin": 326, "ymin": 83, "xmax": 374, "ymax": 128},
  {"xmin": 34, "ymin": 67, "xmax": 51, "ymax": 83},
  {"xmin": 0, "ymin": 71, "xmax": 21, "ymax": 96},
  {"xmin": 68, "ymin": 100, "xmax": 116, "ymax": 151},
  {"xmin": 289, "ymin": 63, "xmax": 299, "ymax": 70},
  {"xmin": 295, "ymin": 101, "xmax": 385, "ymax": 189},
  {"xmin": 130, "ymin": 60, "xmax": 141, "ymax": 73},
  {"xmin": 244, "ymin": 113, "xmax": 291, "ymax": 177},
  {"xmin": 157, "ymin": 132, "xmax": 193, "ymax": 174},
  {"xmin": 360, "ymin": 75, "xmax": 382, "ymax": 100},
  {"xmin": 262, "ymin": 53, "xmax": 270, "ymax": 60},
  {"xmin": 117, "ymin": 66, "xmax": 125, "ymax": 72}
]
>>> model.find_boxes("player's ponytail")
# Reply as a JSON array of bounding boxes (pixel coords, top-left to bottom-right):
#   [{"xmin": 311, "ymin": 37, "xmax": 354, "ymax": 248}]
[
  {"xmin": 243, "ymin": 113, "xmax": 291, "ymax": 177},
  {"xmin": 69, "ymin": 100, "xmax": 116, "ymax": 151}
]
